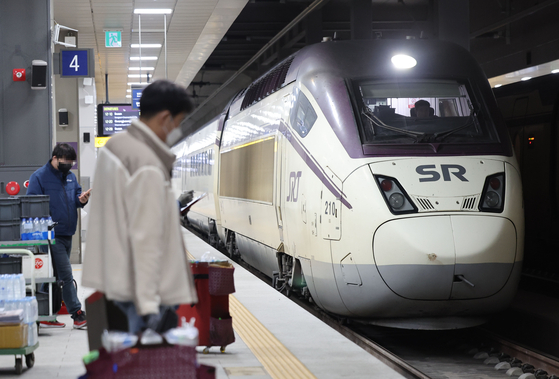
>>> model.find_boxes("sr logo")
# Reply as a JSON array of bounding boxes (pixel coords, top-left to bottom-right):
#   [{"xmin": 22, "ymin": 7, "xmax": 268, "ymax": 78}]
[
  {"xmin": 286, "ymin": 171, "xmax": 302, "ymax": 202},
  {"xmin": 416, "ymin": 164, "xmax": 468, "ymax": 182}
]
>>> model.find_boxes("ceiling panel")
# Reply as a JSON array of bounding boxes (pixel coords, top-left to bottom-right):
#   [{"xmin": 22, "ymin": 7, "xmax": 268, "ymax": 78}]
[{"xmin": 53, "ymin": 0, "xmax": 248, "ymax": 104}]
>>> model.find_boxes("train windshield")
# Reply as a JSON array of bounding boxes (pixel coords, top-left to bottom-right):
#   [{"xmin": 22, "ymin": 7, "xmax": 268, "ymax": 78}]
[{"xmin": 354, "ymin": 79, "xmax": 500, "ymax": 145}]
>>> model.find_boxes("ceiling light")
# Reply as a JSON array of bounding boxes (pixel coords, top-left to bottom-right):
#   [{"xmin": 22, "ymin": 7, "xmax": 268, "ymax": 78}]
[
  {"xmin": 129, "ymin": 67, "xmax": 154, "ymax": 71},
  {"xmin": 128, "ymin": 74, "xmax": 153, "ymax": 78},
  {"xmin": 127, "ymin": 89, "xmax": 131, "ymax": 92},
  {"xmin": 391, "ymin": 54, "xmax": 417, "ymax": 69},
  {"xmin": 552, "ymin": 69, "xmax": 559, "ymax": 74},
  {"xmin": 134, "ymin": 9, "xmax": 172, "ymax": 14},
  {"xmin": 494, "ymin": 84, "xmax": 502, "ymax": 88},
  {"xmin": 130, "ymin": 56, "xmax": 157, "ymax": 61},
  {"xmin": 521, "ymin": 76, "xmax": 532, "ymax": 81},
  {"xmin": 126, "ymin": 95, "xmax": 132, "ymax": 98},
  {"xmin": 127, "ymin": 82, "xmax": 144, "ymax": 85},
  {"xmin": 131, "ymin": 44, "xmax": 162, "ymax": 48}
]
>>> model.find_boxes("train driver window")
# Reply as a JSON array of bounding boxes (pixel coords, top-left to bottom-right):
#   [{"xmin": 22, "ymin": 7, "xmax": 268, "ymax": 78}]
[
  {"xmin": 290, "ymin": 88, "xmax": 318, "ymax": 138},
  {"xmin": 354, "ymin": 79, "xmax": 499, "ymax": 145}
]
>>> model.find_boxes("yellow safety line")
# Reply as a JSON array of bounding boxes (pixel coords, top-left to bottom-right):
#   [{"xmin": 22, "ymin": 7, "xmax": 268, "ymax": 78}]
[
  {"xmin": 187, "ymin": 250, "xmax": 316, "ymax": 379},
  {"xmin": 229, "ymin": 295, "xmax": 317, "ymax": 379}
]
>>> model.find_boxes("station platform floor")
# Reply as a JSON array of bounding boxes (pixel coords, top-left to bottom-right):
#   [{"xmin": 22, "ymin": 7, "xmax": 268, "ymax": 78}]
[{"xmin": 0, "ymin": 228, "xmax": 405, "ymax": 378}]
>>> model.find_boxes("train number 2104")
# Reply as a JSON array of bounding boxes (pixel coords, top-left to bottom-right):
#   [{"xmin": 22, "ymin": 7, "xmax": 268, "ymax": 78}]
[{"xmin": 325, "ymin": 201, "xmax": 338, "ymax": 218}]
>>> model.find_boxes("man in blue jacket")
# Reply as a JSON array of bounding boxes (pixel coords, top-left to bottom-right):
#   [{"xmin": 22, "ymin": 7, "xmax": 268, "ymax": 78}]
[{"xmin": 27, "ymin": 143, "xmax": 90, "ymax": 329}]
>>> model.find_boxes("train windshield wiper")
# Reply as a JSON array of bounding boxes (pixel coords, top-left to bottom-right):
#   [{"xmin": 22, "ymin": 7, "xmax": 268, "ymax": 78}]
[
  {"xmin": 433, "ymin": 112, "xmax": 478, "ymax": 142},
  {"xmin": 362, "ymin": 107, "xmax": 425, "ymax": 141}
]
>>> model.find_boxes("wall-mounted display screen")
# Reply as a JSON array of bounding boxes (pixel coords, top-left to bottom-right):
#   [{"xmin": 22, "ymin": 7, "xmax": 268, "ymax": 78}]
[{"xmin": 97, "ymin": 104, "xmax": 139, "ymax": 136}]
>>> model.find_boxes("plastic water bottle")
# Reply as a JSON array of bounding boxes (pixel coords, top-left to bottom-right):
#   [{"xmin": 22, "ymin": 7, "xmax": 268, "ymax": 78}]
[
  {"xmin": 14, "ymin": 274, "xmax": 25, "ymax": 299},
  {"xmin": 0, "ymin": 276, "xmax": 6, "ymax": 300},
  {"xmin": 19, "ymin": 274, "xmax": 26, "ymax": 298},
  {"xmin": 40, "ymin": 218, "xmax": 48, "ymax": 240},
  {"xmin": 6, "ymin": 275, "xmax": 15, "ymax": 300},
  {"xmin": 20, "ymin": 219, "xmax": 27, "ymax": 241},
  {"xmin": 32, "ymin": 217, "xmax": 41, "ymax": 240},
  {"xmin": 24, "ymin": 219, "xmax": 33, "ymax": 240},
  {"xmin": 47, "ymin": 216, "xmax": 54, "ymax": 240}
]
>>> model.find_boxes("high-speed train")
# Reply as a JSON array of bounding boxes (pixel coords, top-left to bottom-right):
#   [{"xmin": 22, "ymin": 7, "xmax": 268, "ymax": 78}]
[{"xmin": 172, "ymin": 39, "xmax": 524, "ymax": 329}]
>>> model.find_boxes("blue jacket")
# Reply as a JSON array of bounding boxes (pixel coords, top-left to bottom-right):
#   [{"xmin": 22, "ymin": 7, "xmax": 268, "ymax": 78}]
[{"xmin": 27, "ymin": 161, "xmax": 85, "ymax": 236}]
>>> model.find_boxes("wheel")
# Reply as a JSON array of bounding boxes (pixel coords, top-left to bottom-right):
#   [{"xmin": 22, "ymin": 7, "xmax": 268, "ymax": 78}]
[
  {"xmin": 25, "ymin": 353, "xmax": 35, "ymax": 368},
  {"xmin": 202, "ymin": 347, "xmax": 210, "ymax": 354},
  {"xmin": 220, "ymin": 346, "xmax": 226, "ymax": 353},
  {"xmin": 15, "ymin": 358, "xmax": 22, "ymax": 375}
]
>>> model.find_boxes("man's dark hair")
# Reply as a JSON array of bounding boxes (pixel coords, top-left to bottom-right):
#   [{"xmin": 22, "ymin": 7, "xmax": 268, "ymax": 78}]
[
  {"xmin": 415, "ymin": 100, "xmax": 430, "ymax": 108},
  {"xmin": 140, "ymin": 80, "xmax": 194, "ymax": 119},
  {"xmin": 52, "ymin": 143, "xmax": 77, "ymax": 160}
]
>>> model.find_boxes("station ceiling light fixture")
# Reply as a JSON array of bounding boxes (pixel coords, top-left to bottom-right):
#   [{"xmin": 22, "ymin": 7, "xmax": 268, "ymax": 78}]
[
  {"xmin": 130, "ymin": 56, "xmax": 157, "ymax": 61},
  {"xmin": 131, "ymin": 44, "xmax": 162, "ymax": 48},
  {"xmin": 134, "ymin": 9, "xmax": 172, "ymax": 14},
  {"xmin": 129, "ymin": 67, "xmax": 154, "ymax": 71}
]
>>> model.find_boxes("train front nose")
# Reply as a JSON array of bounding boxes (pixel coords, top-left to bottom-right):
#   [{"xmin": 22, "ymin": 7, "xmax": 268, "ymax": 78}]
[{"xmin": 373, "ymin": 215, "xmax": 517, "ymax": 300}]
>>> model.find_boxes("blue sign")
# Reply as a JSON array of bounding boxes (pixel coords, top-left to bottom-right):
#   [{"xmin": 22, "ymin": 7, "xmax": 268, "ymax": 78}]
[
  {"xmin": 61, "ymin": 50, "xmax": 89, "ymax": 77},
  {"xmin": 131, "ymin": 88, "xmax": 144, "ymax": 109}
]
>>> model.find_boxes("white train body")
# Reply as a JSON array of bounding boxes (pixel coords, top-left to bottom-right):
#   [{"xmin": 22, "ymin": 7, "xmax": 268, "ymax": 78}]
[{"xmin": 173, "ymin": 40, "xmax": 524, "ymax": 329}]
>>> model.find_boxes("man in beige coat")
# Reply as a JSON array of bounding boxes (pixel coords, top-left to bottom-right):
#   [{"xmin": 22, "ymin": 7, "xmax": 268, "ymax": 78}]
[{"xmin": 83, "ymin": 80, "xmax": 197, "ymax": 333}]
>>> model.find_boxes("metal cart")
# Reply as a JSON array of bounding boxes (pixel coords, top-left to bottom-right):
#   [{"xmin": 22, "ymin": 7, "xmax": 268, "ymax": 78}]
[{"xmin": 0, "ymin": 241, "xmax": 57, "ymax": 374}]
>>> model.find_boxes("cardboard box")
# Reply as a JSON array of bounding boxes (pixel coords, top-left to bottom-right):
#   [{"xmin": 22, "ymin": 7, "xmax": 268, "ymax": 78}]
[
  {"xmin": 0, "ymin": 324, "xmax": 28, "ymax": 349},
  {"xmin": 21, "ymin": 254, "xmax": 51, "ymax": 279}
]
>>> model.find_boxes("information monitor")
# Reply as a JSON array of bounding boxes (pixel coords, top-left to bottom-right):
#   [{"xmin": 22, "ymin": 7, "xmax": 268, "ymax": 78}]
[{"xmin": 97, "ymin": 104, "xmax": 140, "ymax": 136}]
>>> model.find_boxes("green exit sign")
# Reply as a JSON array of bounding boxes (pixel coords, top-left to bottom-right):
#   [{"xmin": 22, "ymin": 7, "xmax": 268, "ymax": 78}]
[{"xmin": 105, "ymin": 31, "xmax": 122, "ymax": 48}]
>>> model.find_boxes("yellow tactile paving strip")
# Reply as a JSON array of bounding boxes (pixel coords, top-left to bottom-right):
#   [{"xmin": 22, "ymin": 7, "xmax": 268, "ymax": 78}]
[
  {"xmin": 187, "ymin": 251, "xmax": 316, "ymax": 379},
  {"xmin": 229, "ymin": 295, "xmax": 317, "ymax": 379}
]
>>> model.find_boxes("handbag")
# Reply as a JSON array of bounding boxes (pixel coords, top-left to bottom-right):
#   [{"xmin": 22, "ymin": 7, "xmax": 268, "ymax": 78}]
[{"xmin": 85, "ymin": 343, "xmax": 197, "ymax": 379}]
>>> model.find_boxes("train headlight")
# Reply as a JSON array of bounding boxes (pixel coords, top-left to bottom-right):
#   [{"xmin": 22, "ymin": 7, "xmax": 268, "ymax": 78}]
[
  {"xmin": 484, "ymin": 191, "xmax": 500, "ymax": 208},
  {"xmin": 389, "ymin": 193, "xmax": 405, "ymax": 209},
  {"xmin": 391, "ymin": 54, "xmax": 417, "ymax": 69},
  {"xmin": 374, "ymin": 174, "xmax": 417, "ymax": 215},
  {"xmin": 479, "ymin": 173, "xmax": 505, "ymax": 213}
]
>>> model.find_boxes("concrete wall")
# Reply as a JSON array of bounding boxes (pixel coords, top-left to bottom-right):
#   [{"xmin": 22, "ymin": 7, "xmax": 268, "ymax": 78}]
[{"xmin": 0, "ymin": 0, "xmax": 52, "ymax": 197}]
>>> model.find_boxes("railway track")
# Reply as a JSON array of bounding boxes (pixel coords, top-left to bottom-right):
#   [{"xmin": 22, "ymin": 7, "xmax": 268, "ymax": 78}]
[{"xmin": 187, "ymin": 226, "xmax": 559, "ymax": 379}]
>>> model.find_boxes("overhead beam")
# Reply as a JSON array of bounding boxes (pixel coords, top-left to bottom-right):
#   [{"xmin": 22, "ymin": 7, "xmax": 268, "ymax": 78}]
[
  {"xmin": 351, "ymin": 0, "xmax": 372, "ymax": 40},
  {"xmin": 184, "ymin": 0, "xmax": 331, "ymax": 123},
  {"xmin": 470, "ymin": 0, "xmax": 559, "ymax": 38}
]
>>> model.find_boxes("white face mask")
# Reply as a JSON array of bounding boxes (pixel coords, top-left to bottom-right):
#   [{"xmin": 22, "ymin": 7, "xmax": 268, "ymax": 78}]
[
  {"xmin": 165, "ymin": 125, "xmax": 184, "ymax": 147},
  {"xmin": 162, "ymin": 114, "xmax": 186, "ymax": 147}
]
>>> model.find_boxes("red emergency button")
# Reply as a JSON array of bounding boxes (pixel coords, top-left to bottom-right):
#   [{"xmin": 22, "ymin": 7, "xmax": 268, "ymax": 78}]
[
  {"xmin": 6, "ymin": 181, "xmax": 20, "ymax": 196},
  {"xmin": 24, "ymin": 180, "xmax": 29, "ymax": 189},
  {"xmin": 13, "ymin": 69, "xmax": 26, "ymax": 82}
]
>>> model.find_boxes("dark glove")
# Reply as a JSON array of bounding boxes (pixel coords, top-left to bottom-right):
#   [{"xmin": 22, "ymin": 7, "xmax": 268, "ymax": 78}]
[
  {"xmin": 142, "ymin": 313, "xmax": 161, "ymax": 331},
  {"xmin": 178, "ymin": 190, "xmax": 194, "ymax": 207}
]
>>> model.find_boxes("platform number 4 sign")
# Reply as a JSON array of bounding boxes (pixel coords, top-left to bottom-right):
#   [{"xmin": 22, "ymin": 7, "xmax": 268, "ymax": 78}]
[
  {"xmin": 61, "ymin": 50, "xmax": 89, "ymax": 77},
  {"xmin": 69, "ymin": 55, "xmax": 80, "ymax": 71}
]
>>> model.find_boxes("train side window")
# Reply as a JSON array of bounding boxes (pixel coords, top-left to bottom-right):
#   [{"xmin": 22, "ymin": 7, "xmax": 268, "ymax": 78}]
[
  {"xmin": 439, "ymin": 99, "xmax": 459, "ymax": 117},
  {"xmin": 290, "ymin": 89, "xmax": 317, "ymax": 138}
]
